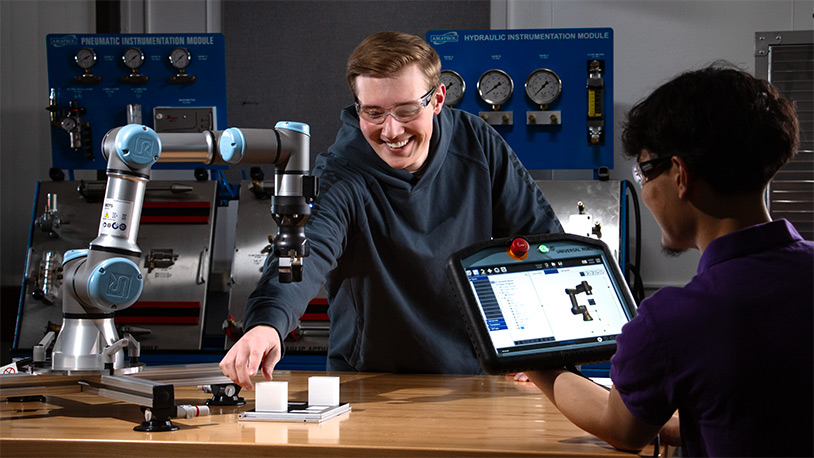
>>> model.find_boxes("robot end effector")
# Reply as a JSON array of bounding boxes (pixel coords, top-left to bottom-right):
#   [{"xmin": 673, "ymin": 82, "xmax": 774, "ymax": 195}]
[{"xmin": 218, "ymin": 123, "xmax": 319, "ymax": 282}]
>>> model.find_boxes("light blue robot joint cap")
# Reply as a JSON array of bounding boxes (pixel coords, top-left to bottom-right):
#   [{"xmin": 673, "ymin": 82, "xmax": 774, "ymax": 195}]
[
  {"xmin": 63, "ymin": 249, "xmax": 89, "ymax": 265},
  {"xmin": 275, "ymin": 121, "xmax": 310, "ymax": 137},
  {"xmin": 115, "ymin": 124, "xmax": 161, "ymax": 168},
  {"xmin": 219, "ymin": 127, "xmax": 246, "ymax": 164},
  {"xmin": 86, "ymin": 257, "xmax": 144, "ymax": 310}
]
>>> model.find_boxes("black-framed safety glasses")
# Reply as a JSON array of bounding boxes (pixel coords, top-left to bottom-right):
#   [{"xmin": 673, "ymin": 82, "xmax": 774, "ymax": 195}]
[{"xmin": 632, "ymin": 155, "xmax": 674, "ymax": 186}]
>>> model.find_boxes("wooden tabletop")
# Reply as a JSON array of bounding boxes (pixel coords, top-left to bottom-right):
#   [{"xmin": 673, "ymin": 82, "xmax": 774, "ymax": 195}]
[{"xmin": 1, "ymin": 370, "xmax": 654, "ymax": 457}]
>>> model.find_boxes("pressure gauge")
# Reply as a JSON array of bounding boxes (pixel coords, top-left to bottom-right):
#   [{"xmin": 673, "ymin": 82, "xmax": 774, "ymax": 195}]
[
  {"xmin": 74, "ymin": 48, "xmax": 98, "ymax": 70},
  {"xmin": 440, "ymin": 70, "xmax": 465, "ymax": 106},
  {"xmin": 525, "ymin": 68, "xmax": 562, "ymax": 106},
  {"xmin": 122, "ymin": 47, "xmax": 145, "ymax": 69},
  {"xmin": 168, "ymin": 47, "xmax": 192, "ymax": 70},
  {"xmin": 477, "ymin": 69, "xmax": 513, "ymax": 106}
]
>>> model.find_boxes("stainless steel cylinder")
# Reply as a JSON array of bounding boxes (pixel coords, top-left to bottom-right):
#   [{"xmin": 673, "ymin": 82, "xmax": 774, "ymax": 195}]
[
  {"xmin": 89, "ymin": 171, "xmax": 148, "ymax": 256},
  {"xmin": 157, "ymin": 131, "xmax": 218, "ymax": 163},
  {"xmin": 52, "ymin": 317, "xmax": 124, "ymax": 372},
  {"xmin": 127, "ymin": 104, "xmax": 142, "ymax": 124}
]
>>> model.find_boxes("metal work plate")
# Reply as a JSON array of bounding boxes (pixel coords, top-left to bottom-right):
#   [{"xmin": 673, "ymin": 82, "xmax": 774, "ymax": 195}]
[{"xmin": 239, "ymin": 402, "xmax": 351, "ymax": 423}]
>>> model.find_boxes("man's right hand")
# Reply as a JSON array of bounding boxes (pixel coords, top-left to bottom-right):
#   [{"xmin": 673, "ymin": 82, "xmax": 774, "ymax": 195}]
[{"xmin": 219, "ymin": 325, "xmax": 282, "ymax": 390}]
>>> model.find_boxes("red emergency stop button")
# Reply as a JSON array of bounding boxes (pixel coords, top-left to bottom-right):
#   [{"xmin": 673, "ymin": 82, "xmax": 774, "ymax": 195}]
[{"xmin": 508, "ymin": 237, "xmax": 530, "ymax": 260}]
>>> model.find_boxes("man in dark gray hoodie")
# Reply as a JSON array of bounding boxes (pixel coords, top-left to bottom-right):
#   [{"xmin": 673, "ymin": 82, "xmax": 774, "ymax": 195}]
[{"xmin": 220, "ymin": 31, "xmax": 562, "ymax": 388}]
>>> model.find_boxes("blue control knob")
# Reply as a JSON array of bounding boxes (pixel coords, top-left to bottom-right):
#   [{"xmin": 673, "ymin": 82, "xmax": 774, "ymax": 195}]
[
  {"xmin": 219, "ymin": 127, "xmax": 246, "ymax": 164},
  {"xmin": 86, "ymin": 257, "xmax": 143, "ymax": 312},
  {"xmin": 115, "ymin": 124, "xmax": 161, "ymax": 168}
]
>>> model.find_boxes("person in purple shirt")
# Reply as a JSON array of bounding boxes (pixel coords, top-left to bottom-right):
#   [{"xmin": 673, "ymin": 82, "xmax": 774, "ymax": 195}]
[{"xmin": 526, "ymin": 64, "xmax": 813, "ymax": 457}]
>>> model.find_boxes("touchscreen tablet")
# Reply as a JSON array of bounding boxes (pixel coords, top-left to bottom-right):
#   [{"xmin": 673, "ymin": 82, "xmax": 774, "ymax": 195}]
[{"xmin": 447, "ymin": 233, "xmax": 637, "ymax": 375}]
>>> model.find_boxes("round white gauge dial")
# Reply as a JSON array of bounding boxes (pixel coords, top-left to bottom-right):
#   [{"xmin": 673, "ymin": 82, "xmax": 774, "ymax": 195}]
[
  {"xmin": 122, "ymin": 47, "xmax": 145, "ymax": 69},
  {"xmin": 74, "ymin": 48, "xmax": 98, "ymax": 70},
  {"xmin": 440, "ymin": 70, "xmax": 465, "ymax": 106},
  {"xmin": 477, "ymin": 69, "xmax": 513, "ymax": 106},
  {"xmin": 525, "ymin": 68, "xmax": 562, "ymax": 105},
  {"xmin": 168, "ymin": 47, "xmax": 192, "ymax": 69}
]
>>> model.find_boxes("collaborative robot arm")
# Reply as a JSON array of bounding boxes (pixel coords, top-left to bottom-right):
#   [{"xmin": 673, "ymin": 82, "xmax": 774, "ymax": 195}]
[
  {"xmin": 51, "ymin": 122, "xmax": 316, "ymax": 373},
  {"xmin": 565, "ymin": 280, "xmax": 594, "ymax": 322}
]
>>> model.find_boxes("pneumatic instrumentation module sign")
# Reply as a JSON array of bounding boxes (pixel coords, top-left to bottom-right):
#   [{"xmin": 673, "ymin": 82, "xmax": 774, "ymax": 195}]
[{"xmin": 46, "ymin": 33, "xmax": 227, "ymax": 171}]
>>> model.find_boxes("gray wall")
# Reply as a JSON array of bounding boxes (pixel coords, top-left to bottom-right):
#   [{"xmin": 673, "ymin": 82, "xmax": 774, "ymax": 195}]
[
  {"xmin": 1, "ymin": 0, "xmax": 811, "ymax": 306},
  {"xmin": 222, "ymin": 0, "xmax": 490, "ymax": 176},
  {"xmin": 0, "ymin": 1, "xmax": 94, "ymax": 358}
]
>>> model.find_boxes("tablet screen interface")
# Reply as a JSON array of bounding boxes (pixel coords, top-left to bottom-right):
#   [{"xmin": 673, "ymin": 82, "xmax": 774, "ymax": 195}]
[{"xmin": 463, "ymin": 249, "xmax": 632, "ymax": 358}]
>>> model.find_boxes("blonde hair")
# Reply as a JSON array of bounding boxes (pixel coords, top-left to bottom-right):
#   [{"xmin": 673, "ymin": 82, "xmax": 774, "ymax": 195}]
[{"xmin": 346, "ymin": 31, "xmax": 441, "ymax": 100}]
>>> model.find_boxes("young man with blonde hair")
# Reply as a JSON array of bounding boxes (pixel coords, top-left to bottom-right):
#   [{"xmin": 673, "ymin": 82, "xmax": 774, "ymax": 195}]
[{"xmin": 221, "ymin": 32, "xmax": 561, "ymax": 386}]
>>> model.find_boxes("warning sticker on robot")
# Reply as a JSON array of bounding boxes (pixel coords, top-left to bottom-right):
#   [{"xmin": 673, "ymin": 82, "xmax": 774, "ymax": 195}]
[{"xmin": 99, "ymin": 198, "xmax": 134, "ymax": 238}]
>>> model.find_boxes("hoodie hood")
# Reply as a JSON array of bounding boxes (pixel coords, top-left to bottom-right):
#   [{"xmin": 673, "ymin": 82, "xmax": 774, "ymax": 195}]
[{"xmin": 320, "ymin": 105, "xmax": 451, "ymax": 191}]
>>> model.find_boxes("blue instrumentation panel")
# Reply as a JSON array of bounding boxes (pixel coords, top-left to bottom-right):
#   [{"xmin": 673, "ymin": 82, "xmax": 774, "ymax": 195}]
[
  {"xmin": 426, "ymin": 28, "xmax": 613, "ymax": 171},
  {"xmin": 45, "ymin": 33, "xmax": 227, "ymax": 171}
]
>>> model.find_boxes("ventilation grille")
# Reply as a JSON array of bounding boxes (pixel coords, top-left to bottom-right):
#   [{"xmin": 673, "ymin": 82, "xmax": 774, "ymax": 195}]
[{"xmin": 768, "ymin": 42, "xmax": 814, "ymax": 240}]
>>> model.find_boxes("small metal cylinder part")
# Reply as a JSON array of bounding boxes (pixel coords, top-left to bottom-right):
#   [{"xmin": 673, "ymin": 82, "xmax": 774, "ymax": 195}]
[
  {"xmin": 127, "ymin": 104, "xmax": 142, "ymax": 125},
  {"xmin": 46, "ymin": 193, "xmax": 58, "ymax": 213}
]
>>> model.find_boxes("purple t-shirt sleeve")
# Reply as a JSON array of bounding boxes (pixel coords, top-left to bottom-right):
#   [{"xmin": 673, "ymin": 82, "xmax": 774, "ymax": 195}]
[{"xmin": 610, "ymin": 299, "xmax": 677, "ymax": 426}]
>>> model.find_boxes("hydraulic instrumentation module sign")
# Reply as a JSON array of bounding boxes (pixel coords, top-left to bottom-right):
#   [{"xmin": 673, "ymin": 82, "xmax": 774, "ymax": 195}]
[{"xmin": 427, "ymin": 28, "xmax": 614, "ymax": 171}]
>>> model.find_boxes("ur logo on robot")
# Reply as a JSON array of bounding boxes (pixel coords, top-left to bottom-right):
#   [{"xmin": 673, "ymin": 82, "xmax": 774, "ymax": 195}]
[
  {"xmin": 106, "ymin": 272, "xmax": 134, "ymax": 299},
  {"xmin": 101, "ymin": 221, "xmax": 127, "ymax": 231}
]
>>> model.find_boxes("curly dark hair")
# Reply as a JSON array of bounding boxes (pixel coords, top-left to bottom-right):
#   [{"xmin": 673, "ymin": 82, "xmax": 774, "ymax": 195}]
[{"xmin": 622, "ymin": 62, "xmax": 799, "ymax": 195}]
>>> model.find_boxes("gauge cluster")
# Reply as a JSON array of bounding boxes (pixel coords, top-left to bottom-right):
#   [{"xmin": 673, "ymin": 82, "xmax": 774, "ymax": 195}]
[
  {"xmin": 45, "ymin": 33, "xmax": 226, "ymax": 170},
  {"xmin": 428, "ymin": 28, "xmax": 613, "ymax": 171}
]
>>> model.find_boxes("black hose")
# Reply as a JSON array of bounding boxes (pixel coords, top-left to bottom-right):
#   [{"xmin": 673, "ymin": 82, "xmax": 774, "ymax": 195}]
[{"xmin": 623, "ymin": 180, "xmax": 645, "ymax": 304}]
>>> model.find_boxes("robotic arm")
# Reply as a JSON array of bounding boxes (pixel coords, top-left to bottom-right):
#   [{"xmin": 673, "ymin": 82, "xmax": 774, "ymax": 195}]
[
  {"xmin": 49, "ymin": 122, "xmax": 316, "ymax": 373},
  {"xmin": 565, "ymin": 280, "xmax": 594, "ymax": 322},
  {"xmin": 157, "ymin": 123, "xmax": 316, "ymax": 281}
]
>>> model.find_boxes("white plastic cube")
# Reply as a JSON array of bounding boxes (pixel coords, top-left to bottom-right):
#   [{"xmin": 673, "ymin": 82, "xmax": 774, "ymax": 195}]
[
  {"xmin": 308, "ymin": 376, "xmax": 340, "ymax": 406},
  {"xmin": 255, "ymin": 381, "xmax": 288, "ymax": 412}
]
